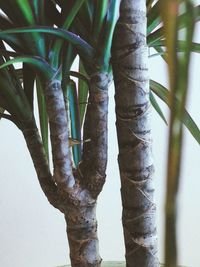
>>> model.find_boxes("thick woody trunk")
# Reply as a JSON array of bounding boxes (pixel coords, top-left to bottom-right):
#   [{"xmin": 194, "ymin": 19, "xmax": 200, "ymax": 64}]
[
  {"xmin": 64, "ymin": 191, "xmax": 100, "ymax": 267},
  {"xmin": 112, "ymin": 1, "xmax": 159, "ymax": 266},
  {"xmin": 21, "ymin": 73, "xmax": 108, "ymax": 267}
]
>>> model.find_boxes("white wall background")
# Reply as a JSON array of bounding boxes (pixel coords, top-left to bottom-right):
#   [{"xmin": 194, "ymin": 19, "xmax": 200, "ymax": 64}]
[{"xmin": 0, "ymin": 17, "xmax": 200, "ymax": 267}]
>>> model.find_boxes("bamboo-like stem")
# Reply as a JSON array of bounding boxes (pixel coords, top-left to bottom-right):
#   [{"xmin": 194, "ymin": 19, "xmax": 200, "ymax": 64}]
[{"xmin": 112, "ymin": 1, "xmax": 159, "ymax": 266}]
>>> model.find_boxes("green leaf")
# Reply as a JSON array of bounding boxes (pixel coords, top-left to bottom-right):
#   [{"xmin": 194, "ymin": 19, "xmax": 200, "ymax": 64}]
[
  {"xmin": 147, "ymin": 4, "xmax": 200, "ymax": 47},
  {"xmin": 78, "ymin": 60, "xmax": 89, "ymax": 128},
  {"xmin": 65, "ymin": 80, "xmax": 81, "ymax": 167},
  {"xmin": 36, "ymin": 77, "xmax": 49, "ymax": 160},
  {"xmin": 0, "ymin": 26, "xmax": 94, "ymax": 63},
  {"xmin": 92, "ymin": 1, "xmax": 108, "ymax": 42},
  {"xmin": 23, "ymin": 63, "xmax": 36, "ymax": 111},
  {"xmin": 0, "ymin": 1, "xmax": 46, "ymax": 57},
  {"xmin": 16, "ymin": 0, "xmax": 35, "ymax": 24},
  {"xmin": 99, "ymin": 0, "xmax": 120, "ymax": 71},
  {"xmin": 150, "ymin": 79, "xmax": 200, "ymax": 145},
  {"xmin": 153, "ymin": 40, "xmax": 200, "ymax": 54},
  {"xmin": 0, "ymin": 56, "xmax": 54, "ymax": 80},
  {"xmin": 147, "ymin": 1, "xmax": 161, "ymax": 34},
  {"xmin": 0, "ymin": 72, "xmax": 32, "ymax": 122},
  {"xmin": 149, "ymin": 91, "xmax": 168, "ymax": 125},
  {"xmin": 50, "ymin": 0, "xmax": 85, "ymax": 68},
  {"xmin": 63, "ymin": 0, "xmax": 86, "ymax": 30}
]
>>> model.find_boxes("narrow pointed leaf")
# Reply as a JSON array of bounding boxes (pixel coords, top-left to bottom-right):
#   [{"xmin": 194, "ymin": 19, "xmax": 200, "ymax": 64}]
[
  {"xmin": 0, "ymin": 56, "xmax": 54, "ymax": 80},
  {"xmin": 65, "ymin": 80, "xmax": 81, "ymax": 166},
  {"xmin": 150, "ymin": 79, "xmax": 200, "ymax": 145},
  {"xmin": 150, "ymin": 90, "xmax": 168, "ymax": 125},
  {"xmin": 0, "ymin": 27, "xmax": 94, "ymax": 63},
  {"xmin": 92, "ymin": 1, "xmax": 108, "ymax": 42},
  {"xmin": 23, "ymin": 63, "xmax": 35, "ymax": 111},
  {"xmin": 100, "ymin": 0, "xmax": 120, "ymax": 70}
]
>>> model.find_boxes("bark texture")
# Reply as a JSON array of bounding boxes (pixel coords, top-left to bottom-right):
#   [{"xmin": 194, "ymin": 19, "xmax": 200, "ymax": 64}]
[
  {"xmin": 112, "ymin": 1, "xmax": 159, "ymax": 266},
  {"xmin": 65, "ymin": 72, "xmax": 109, "ymax": 267},
  {"xmin": 22, "ymin": 73, "xmax": 108, "ymax": 267},
  {"xmin": 21, "ymin": 120, "xmax": 60, "ymax": 209},
  {"xmin": 45, "ymin": 80, "xmax": 75, "ymax": 189},
  {"xmin": 79, "ymin": 72, "xmax": 109, "ymax": 198}
]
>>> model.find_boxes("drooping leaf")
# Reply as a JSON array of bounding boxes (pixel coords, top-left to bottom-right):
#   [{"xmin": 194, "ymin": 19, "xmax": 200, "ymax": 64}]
[
  {"xmin": 150, "ymin": 79, "xmax": 200, "ymax": 145},
  {"xmin": 0, "ymin": 56, "xmax": 54, "ymax": 80},
  {"xmin": 149, "ymin": 90, "xmax": 168, "ymax": 125},
  {"xmin": 0, "ymin": 26, "xmax": 94, "ymax": 64}
]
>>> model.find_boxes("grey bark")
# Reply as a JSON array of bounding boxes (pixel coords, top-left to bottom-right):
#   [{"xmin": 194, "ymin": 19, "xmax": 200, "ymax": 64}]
[
  {"xmin": 65, "ymin": 72, "xmax": 109, "ymax": 267},
  {"xmin": 22, "ymin": 72, "xmax": 108, "ymax": 267},
  {"xmin": 112, "ymin": 1, "xmax": 159, "ymax": 266},
  {"xmin": 21, "ymin": 119, "xmax": 60, "ymax": 209},
  {"xmin": 45, "ymin": 80, "xmax": 75, "ymax": 189}
]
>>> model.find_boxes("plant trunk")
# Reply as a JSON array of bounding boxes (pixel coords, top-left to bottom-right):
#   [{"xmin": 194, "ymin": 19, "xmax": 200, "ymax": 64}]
[
  {"xmin": 112, "ymin": 1, "xmax": 159, "ymax": 266},
  {"xmin": 64, "ymin": 195, "xmax": 100, "ymax": 267},
  {"xmin": 64, "ymin": 72, "xmax": 109, "ymax": 267},
  {"xmin": 21, "ymin": 119, "xmax": 60, "ymax": 209},
  {"xmin": 22, "ymin": 72, "xmax": 108, "ymax": 267}
]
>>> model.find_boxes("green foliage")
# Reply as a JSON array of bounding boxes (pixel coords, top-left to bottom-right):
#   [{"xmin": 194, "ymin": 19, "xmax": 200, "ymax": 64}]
[
  {"xmin": 150, "ymin": 80, "xmax": 200, "ymax": 144},
  {"xmin": 65, "ymin": 80, "xmax": 81, "ymax": 167},
  {"xmin": 0, "ymin": 2, "xmax": 199, "ymax": 266}
]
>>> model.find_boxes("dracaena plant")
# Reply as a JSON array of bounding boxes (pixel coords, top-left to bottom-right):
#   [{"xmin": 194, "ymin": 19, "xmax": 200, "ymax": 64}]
[
  {"xmin": 0, "ymin": 1, "xmax": 200, "ymax": 267},
  {"xmin": 0, "ymin": 1, "xmax": 120, "ymax": 266}
]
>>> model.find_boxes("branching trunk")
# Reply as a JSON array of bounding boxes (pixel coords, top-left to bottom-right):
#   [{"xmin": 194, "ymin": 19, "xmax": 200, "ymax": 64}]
[
  {"xmin": 65, "ymin": 72, "xmax": 109, "ymax": 267},
  {"xmin": 21, "ymin": 72, "xmax": 108, "ymax": 267},
  {"xmin": 112, "ymin": 1, "xmax": 159, "ymax": 266}
]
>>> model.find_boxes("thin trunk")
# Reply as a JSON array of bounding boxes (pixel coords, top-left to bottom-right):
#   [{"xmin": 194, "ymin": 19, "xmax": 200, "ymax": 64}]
[
  {"xmin": 44, "ymin": 79, "xmax": 75, "ymax": 189},
  {"xmin": 21, "ymin": 119, "xmax": 60, "ymax": 209},
  {"xmin": 112, "ymin": 1, "xmax": 159, "ymax": 266},
  {"xmin": 79, "ymin": 72, "xmax": 109, "ymax": 198}
]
